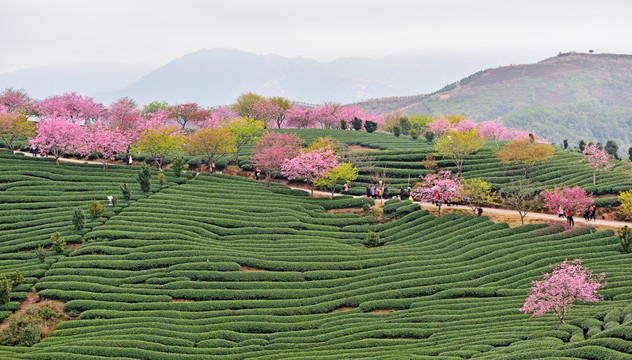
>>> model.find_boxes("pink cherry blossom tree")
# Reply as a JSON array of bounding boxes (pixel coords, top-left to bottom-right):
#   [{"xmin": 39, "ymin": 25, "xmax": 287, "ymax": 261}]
[
  {"xmin": 281, "ymin": 149, "xmax": 339, "ymax": 195},
  {"xmin": 582, "ymin": 144, "xmax": 615, "ymax": 185},
  {"xmin": 107, "ymin": 97, "xmax": 142, "ymax": 132},
  {"xmin": 82, "ymin": 123, "xmax": 130, "ymax": 170},
  {"xmin": 285, "ymin": 105, "xmax": 315, "ymax": 129},
  {"xmin": 0, "ymin": 88, "xmax": 34, "ymax": 115},
  {"xmin": 251, "ymin": 132, "xmax": 302, "ymax": 183},
  {"xmin": 426, "ymin": 118, "xmax": 452, "ymax": 137},
  {"xmin": 453, "ymin": 118, "xmax": 478, "ymax": 133},
  {"xmin": 520, "ymin": 258, "xmax": 605, "ymax": 324},
  {"xmin": 412, "ymin": 170, "xmax": 461, "ymax": 216},
  {"xmin": 168, "ymin": 103, "xmax": 213, "ymax": 129},
  {"xmin": 35, "ymin": 92, "xmax": 105, "ymax": 124},
  {"xmin": 542, "ymin": 186, "xmax": 593, "ymax": 215},
  {"xmin": 251, "ymin": 100, "xmax": 287, "ymax": 128},
  {"xmin": 478, "ymin": 118, "xmax": 506, "ymax": 148},
  {"xmin": 310, "ymin": 103, "xmax": 345, "ymax": 129},
  {"xmin": 29, "ymin": 116, "xmax": 85, "ymax": 165}
]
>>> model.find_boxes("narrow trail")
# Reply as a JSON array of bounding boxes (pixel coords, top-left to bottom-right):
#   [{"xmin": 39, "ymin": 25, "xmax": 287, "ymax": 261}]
[
  {"xmin": 15, "ymin": 151, "xmax": 106, "ymax": 165},
  {"xmin": 0, "ymin": 291, "xmax": 38, "ymax": 333},
  {"xmin": 287, "ymin": 186, "xmax": 632, "ymax": 229}
]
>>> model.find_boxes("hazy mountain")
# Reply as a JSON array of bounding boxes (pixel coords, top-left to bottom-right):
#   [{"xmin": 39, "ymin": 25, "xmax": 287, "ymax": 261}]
[
  {"xmin": 357, "ymin": 52, "xmax": 632, "ymax": 154},
  {"xmin": 0, "ymin": 64, "xmax": 154, "ymax": 103},
  {"xmin": 104, "ymin": 48, "xmax": 504, "ymax": 106}
]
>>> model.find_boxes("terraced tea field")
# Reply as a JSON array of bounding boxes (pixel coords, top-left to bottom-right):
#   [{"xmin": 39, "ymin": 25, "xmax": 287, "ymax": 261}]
[{"xmin": 0, "ymin": 152, "xmax": 631, "ymax": 359}]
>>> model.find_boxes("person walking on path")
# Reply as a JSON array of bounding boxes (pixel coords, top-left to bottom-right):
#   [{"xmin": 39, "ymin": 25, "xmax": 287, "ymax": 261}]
[
  {"xmin": 477, "ymin": 206, "xmax": 483, "ymax": 217},
  {"xmin": 399, "ymin": 187, "xmax": 405, "ymax": 200},
  {"xmin": 583, "ymin": 207, "xmax": 589, "ymax": 221},
  {"xmin": 383, "ymin": 185, "xmax": 389, "ymax": 200},
  {"xmin": 567, "ymin": 211, "xmax": 574, "ymax": 227},
  {"xmin": 433, "ymin": 191, "xmax": 440, "ymax": 206},
  {"xmin": 366, "ymin": 184, "xmax": 371, "ymax": 198},
  {"xmin": 255, "ymin": 168, "xmax": 261, "ymax": 180},
  {"xmin": 343, "ymin": 182, "xmax": 349, "ymax": 195},
  {"xmin": 590, "ymin": 205, "xmax": 597, "ymax": 221}
]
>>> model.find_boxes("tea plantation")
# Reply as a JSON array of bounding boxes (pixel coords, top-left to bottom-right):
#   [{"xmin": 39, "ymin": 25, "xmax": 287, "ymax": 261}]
[{"xmin": 0, "ymin": 150, "xmax": 631, "ymax": 359}]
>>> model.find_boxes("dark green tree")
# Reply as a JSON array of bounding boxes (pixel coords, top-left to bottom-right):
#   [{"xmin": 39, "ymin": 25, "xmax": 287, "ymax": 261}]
[
  {"xmin": 171, "ymin": 156, "xmax": 185, "ymax": 177},
  {"xmin": 339, "ymin": 119, "xmax": 347, "ymax": 130},
  {"xmin": 351, "ymin": 117, "xmax": 363, "ymax": 131},
  {"xmin": 399, "ymin": 117, "xmax": 411, "ymax": 135},
  {"xmin": 137, "ymin": 163, "xmax": 152, "ymax": 193},
  {"xmin": 120, "ymin": 183, "xmax": 132, "ymax": 200},
  {"xmin": 578, "ymin": 140, "xmax": 586, "ymax": 152},
  {"xmin": 364, "ymin": 121, "xmax": 377, "ymax": 133},
  {"xmin": 424, "ymin": 131, "xmax": 435, "ymax": 143},
  {"xmin": 605, "ymin": 140, "xmax": 619, "ymax": 158},
  {"xmin": 72, "ymin": 208, "xmax": 85, "ymax": 230},
  {"xmin": 392, "ymin": 125, "xmax": 401, "ymax": 137}
]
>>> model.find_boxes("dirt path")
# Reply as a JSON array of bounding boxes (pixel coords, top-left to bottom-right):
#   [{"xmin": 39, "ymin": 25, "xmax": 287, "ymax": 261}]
[
  {"xmin": 0, "ymin": 290, "xmax": 38, "ymax": 333},
  {"xmin": 15, "ymin": 151, "xmax": 106, "ymax": 165},
  {"xmin": 287, "ymin": 186, "xmax": 632, "ymax": 230}
]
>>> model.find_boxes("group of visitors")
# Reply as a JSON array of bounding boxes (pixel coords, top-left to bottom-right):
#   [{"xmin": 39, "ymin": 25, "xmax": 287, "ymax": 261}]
[
  {"xmin": 366, "ymin": 182, "xmax": 389, "ymax": 199},
  {"xmin": 583, "ymin": 205, "xmax": 597, "ymax": 222},
  {"xmin": 558, "ymin": 205, "xmax": 598, "ymax": 228},
  {"xmin": 399, "ymin": 186, "xmax": 413, "ymax": 201},
  {"xmin": 30, "ymin": 145, "xmax": 46, "ymax": 157}
]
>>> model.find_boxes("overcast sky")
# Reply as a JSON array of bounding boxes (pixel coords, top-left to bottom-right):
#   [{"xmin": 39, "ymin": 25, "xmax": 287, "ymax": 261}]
[{"xmin": 1, "ymin": 0, "xmax": 631, "ymax": 74}]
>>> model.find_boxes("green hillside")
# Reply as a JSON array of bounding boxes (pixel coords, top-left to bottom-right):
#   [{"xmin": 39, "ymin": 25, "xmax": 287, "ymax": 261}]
[
  {"xmin": 357, "ymin": 53, "xmax": 632, "ymax": 154},
  {"xmin": 0, "ymin": 151, "xmax": 632, "ymax": 359}
]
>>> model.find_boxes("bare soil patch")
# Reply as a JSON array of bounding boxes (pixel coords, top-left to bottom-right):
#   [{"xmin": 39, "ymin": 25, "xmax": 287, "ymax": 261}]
[
  {"xmin": 326, "ymin": 208, "xmax": 365, "ymax": 215},
  {"xmin": 348, "ymin": 145, "xmax": 380, "ymax": 152},
  {"xmin": 331, "ymin": 307, "xmax": 356, "ymax": 313},
  {"xmin": 369, "ymin": 309, "xmax": 398, "ymax": 314},
  {"xmin": 438, "ymin": 94, "xmax": 451, "ymax": 100},
  {"xmin": 170, "ymin": 299, "xmax": 196, "ymax": 303},
  {"xmin": 65, "ymin": 239, "xmax": 86, "ymax": 251},
  {"xmin": 240, "ymin": 267, "xmax": 267, "ymax": 272}
]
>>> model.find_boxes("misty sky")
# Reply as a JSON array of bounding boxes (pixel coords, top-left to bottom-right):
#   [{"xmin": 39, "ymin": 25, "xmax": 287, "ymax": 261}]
[{"xmin": 1, "ymin": 0, "xmax": 631, "ymax": 74}]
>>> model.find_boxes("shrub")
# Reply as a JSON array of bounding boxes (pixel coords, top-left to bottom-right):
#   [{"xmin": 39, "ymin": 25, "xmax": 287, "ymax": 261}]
[
  {"xmin": 89, "ymin": 200, "xmax": 104, "ymax": 219},
  {"xmin": 40, "ymin": 306, "xmax": 54, "ymax": 320},
  {"xmin": 366, "ymin": 231, "xmax": 382, "ymax": 247},
  {"xmin": 18, "ymin": 326, "xmax": 40, "ymax": 347},
  {"xmin": 137, "ymin": 162, "xmax": 152, "ymax": 193},
  {"xmin": 340, "ymin": 119, "xmax": 348, "ymax": 130},
  {"xmin": 0, "ymin": 274, "xmax": 11, "ymax": 304},
  {"xmin": 364, "ymin": 120, "xmax": 378, "ymax": 133},
  {"xmin": 351, "ymin": 117, "xmax": 363, "ymax": 131},
  {"xmin": 409, "ymin": 128, "xmax": 420, "ymax": 139},
  {"xmin": 392, "ymin": 126, "xmax": 401, "ymax": 137},
  {"xmin": 424, "ymin": 131, "xmax": 435, "ymax": 142},
  {"xmin": 8, "ymin": 271, "xmax": 24, "ymax": 287},
  {"xmin": 111, "ymin": 195, "xmax": 118, "ymax": 207},
  {"xmin": 34, "ymin": 245, "xmax": 47, "ymax": 263},
  {"xmin": 618, "ymin": 226, "xmax": 632, "ymax": 253},
  {"xmin": 120, "ymin": 183, "xmax": 132, "ymax": 201},
  {"xmin": 157, "ymin": 171, "xmax": 166, "ymax": 185},
  {"xmin": 50, "ymin": 231, "xmax": 66, "ymax": 252},
  {"xmin": 172, "ymin": 156, "xmax": 185, "ymax": 177},
  {"xmin": 72, "ymin": 208, "xmax": 85, "ymax": 230}
]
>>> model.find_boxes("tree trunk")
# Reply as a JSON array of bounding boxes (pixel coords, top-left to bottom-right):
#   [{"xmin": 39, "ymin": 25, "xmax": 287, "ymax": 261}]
[{"xmin": 437, "ymin": 204, "xmax": 442, "ymax": 216}]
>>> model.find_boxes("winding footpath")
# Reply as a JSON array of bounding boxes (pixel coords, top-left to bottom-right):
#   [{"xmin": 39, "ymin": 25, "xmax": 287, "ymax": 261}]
[{"xmin": 287, "ymin": 186, "xmax": 632, "ymax": 229}]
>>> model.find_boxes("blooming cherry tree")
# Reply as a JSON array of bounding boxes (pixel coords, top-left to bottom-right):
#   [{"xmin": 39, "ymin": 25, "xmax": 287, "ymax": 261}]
[
  {"xmin": 0, "ymin": 88, "xmax": 34, "ymax": 115},
  {"xmin": 251, "ymin": 132, "xmax": 302, "ymax": 182},
  {"xmin": 582, "ymin": 144, "xmax": 615, "ymax": 185},
  {"xmin": 29, "ymin": 116, "xmax": 85, "ymax": 165},
  {"xmin": 426, "ymin": 118, "xmax": 452, "ymax": 137},
  {"xmin": 542, "ymin": 186, "xmax": 593, "ymax": 215},
  {"xmin": 412, "ymin": 171, "xmax": 461, "ymax": 216},
  {"xmin": 168, "ymin": 103, "xmax": 212, "ymax": 129},
  {"xmin": 520, "ymin": 258, "xmax": 605, "ymax": 324},
  {"xmin": 82, "ymin": 123, "xmax": 130, "ymax": 170},
  {"xmin": 36, "ymin": 92, "xmax": 105, "ymax": 124},
  {"xmin": 281, "ymin": 149, "xmax": 339, "ymax": 195},
  {"xmin": 107, "ymin": 97, "xmax": 142, "ymax": 132}
]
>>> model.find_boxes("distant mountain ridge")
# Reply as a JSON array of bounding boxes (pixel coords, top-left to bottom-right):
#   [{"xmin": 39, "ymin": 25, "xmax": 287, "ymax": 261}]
[{"xmin": 357, "ymin": 52, "xmax": 632, "ymax": 153}]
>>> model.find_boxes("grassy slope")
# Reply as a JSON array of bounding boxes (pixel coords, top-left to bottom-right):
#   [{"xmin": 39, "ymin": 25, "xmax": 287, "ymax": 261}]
[
  {"xmin": 0, "ymin": 154, "xmax": 630, "ymax": 359},
  {"xmin": 357, "ymin": 53, "xmax": 632, "ymax": 153}
]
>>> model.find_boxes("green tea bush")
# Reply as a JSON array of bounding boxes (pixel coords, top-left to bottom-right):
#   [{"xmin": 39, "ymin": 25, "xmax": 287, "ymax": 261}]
[{"xmin": 120, "ymin": 183, "xmax": 132, "ymax": 201}]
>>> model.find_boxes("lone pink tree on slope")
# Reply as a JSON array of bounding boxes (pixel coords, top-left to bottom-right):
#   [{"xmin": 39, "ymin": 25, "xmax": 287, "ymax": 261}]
[
  {"xmin": 581, "ymin": 144, "xmax": 614, "ymax": 185},
  {"xmin": 412, "ymin": 171, "xmax": 460, "ymax": 216},
  {"xmin": 251, "ymin": 132, "xmax": 302, "ymax": 184},
  {"xmin": 520, "ymin": 258, "xmax": 605, "ymax": 324},
  {"xmin": 542, "ymin": 186, "xmax": 593, "ymax": 215},
  {"xmin": 281, "ymin": 149, "xmax": 339, "ymax": 195}
]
